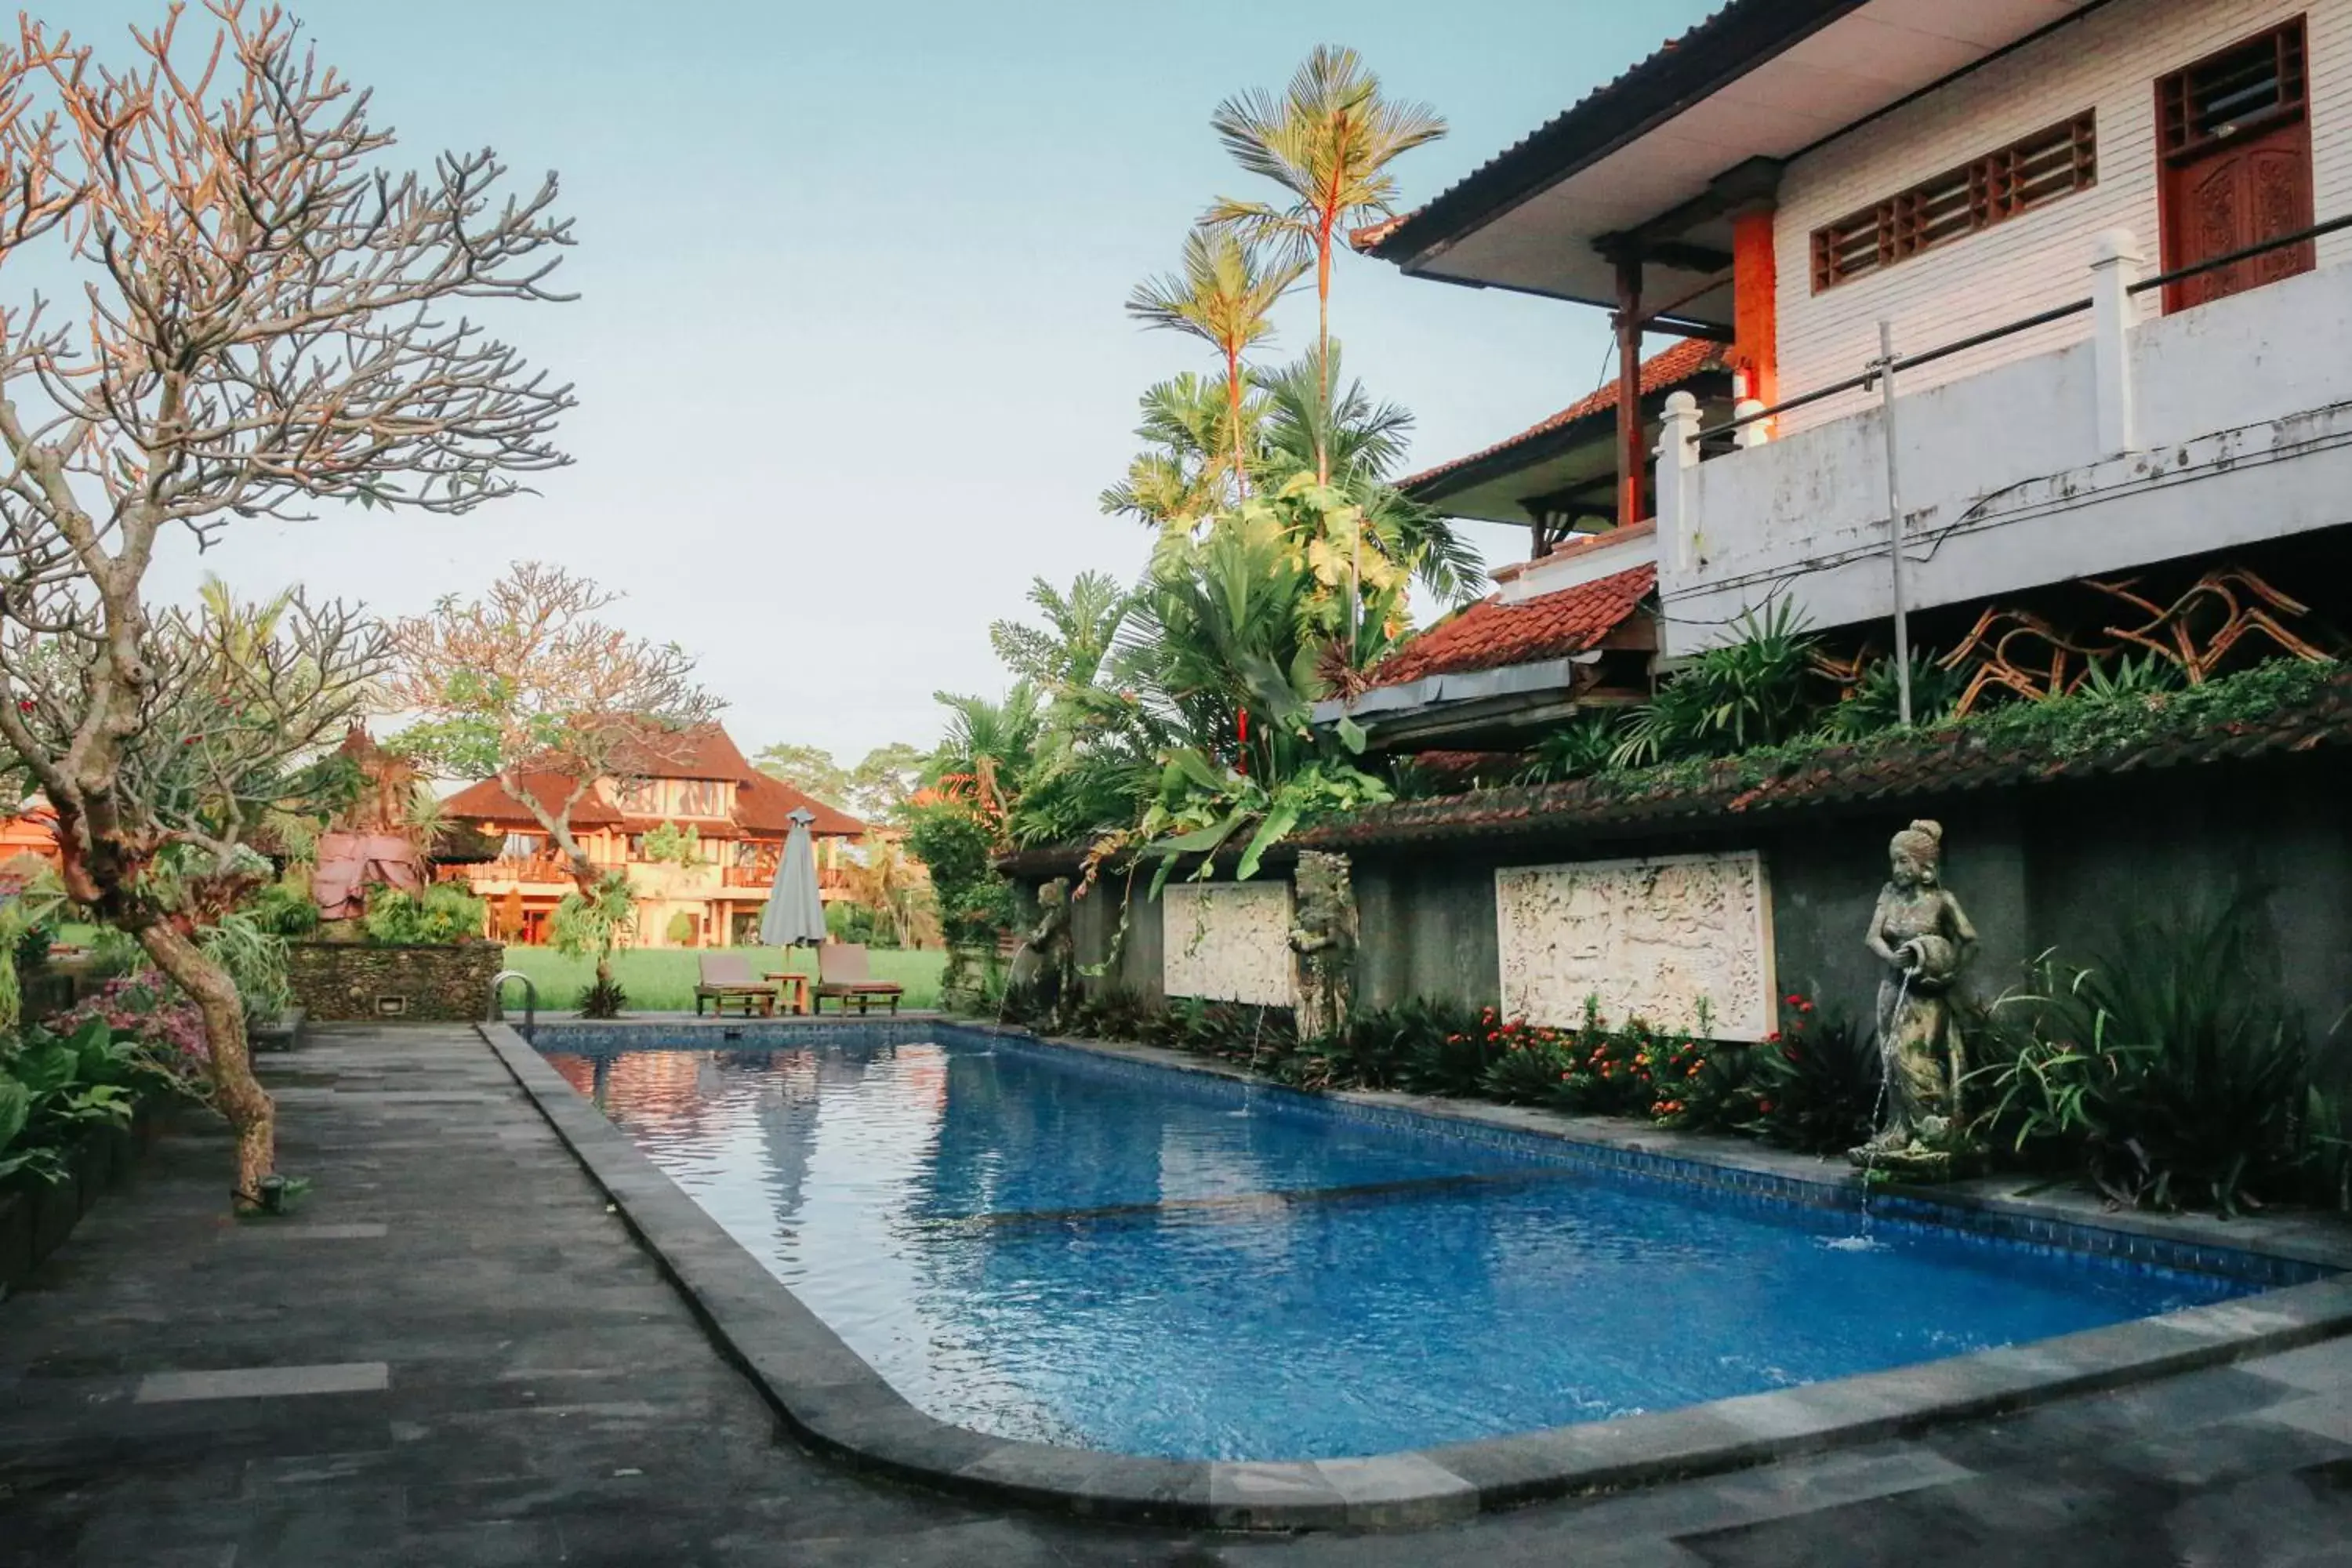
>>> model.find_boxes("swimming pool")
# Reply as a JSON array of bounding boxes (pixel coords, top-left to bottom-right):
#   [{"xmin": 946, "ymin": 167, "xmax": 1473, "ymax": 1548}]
[{"xmin": 542, "ymin": 1022, "xmax": 2263, "ymax": 1462}]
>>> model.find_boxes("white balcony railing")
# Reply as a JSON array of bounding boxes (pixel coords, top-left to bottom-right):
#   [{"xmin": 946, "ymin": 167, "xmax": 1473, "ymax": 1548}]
[{"xmin": 1653, "ymin": 221, "xmax": 2352, "ymax": 657}]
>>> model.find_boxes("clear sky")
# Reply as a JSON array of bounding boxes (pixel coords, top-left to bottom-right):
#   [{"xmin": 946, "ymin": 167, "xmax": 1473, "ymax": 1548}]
[{"xmin": 100, "ymin": 0, "xmax": 1722, "ymax": 763}]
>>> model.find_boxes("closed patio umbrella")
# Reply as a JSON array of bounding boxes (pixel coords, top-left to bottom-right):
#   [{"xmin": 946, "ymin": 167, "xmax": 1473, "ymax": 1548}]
[{"xmin": 760, "ymin": 808, "xmax": 829, "ymax": 949}]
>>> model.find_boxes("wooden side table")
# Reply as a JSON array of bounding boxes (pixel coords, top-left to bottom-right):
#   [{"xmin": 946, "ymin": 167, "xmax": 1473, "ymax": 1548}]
[{"xmin": 765, "ymin": 973, "xmax": 810, "ymax": 1016}]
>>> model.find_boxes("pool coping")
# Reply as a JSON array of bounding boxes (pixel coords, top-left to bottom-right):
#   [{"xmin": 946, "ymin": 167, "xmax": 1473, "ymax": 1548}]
[{"xmin": 481, "ymin": 1018, "xmax": 2352, "ymax": 1531}]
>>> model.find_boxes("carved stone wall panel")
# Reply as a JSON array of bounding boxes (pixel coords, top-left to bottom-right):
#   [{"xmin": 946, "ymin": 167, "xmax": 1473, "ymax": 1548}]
[
  {"xmin": 1163, "ymin": 883, "xmax": 1293, "ymax": 1006},
  {"xmin": 1496, "ymin": 851, "xmax": 1776, "ymax": 1040}
]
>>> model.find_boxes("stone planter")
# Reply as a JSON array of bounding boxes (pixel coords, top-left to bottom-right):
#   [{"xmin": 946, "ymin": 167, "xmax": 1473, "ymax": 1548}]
[
  {"xmin": 250, "ymin": 1007, "xmax": 307, "ymax": 1053},
  {"xmin": 0, "ymin": 1188, "xmax": 30, "ymax": 1295},
  {"xmin": 1, "ymin": 1099, "xmax": 171, "ymax": 1299},
  {"xmin": 285, "ymin": 942, "xmax": 506, "ymax": 1022}
]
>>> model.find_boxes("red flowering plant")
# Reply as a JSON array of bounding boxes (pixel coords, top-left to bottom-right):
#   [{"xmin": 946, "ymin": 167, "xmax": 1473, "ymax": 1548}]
[
  {"xmin": 51, "ymin": 975, "xmax": 212, "ymax": 1101},
  {"xmin": 1478, "ymin": 1014, "xmax": 1580, "ymax": 1105},
  {"xmin": 1646, "ymin": 1029, "xmax": 1760, "ymax": 1133},
  {"xmin": 1556, "ymin": 1005, "xmax": 1671, "ymax": 1118},
  {"xmin": 1739, "ymin": 990, "xmax": 1878, "ymax": 1153}
]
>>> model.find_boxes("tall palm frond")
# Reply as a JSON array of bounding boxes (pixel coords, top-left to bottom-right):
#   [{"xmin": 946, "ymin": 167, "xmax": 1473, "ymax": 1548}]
[
  {"xmin": 1206, "ymin": 45, "xmax": 1447, "ymax": 482},
  {"xmin": 1099, "ymin": 373, "xmax": 1247, "ymax": 528},
  {"xmin": 989, "ymin": 572, "xmax": 1134, "ymax": 695},
  {"xmin": 1125, "ymin": 227, "xmax": 1306, "ymax": 499},
  {"xmin": 1255, "ymin": 344, "xmax": 1486, "ymax": 608},
  {"xmin": 928, "ymin": 683, "xmax": 1044, "ymax": 826}
]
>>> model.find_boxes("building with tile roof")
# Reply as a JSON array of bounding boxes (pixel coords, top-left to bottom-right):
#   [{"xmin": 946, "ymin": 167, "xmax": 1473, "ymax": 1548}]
[{"xmin": 439, "ymin": 724, "xmax": 866, "ymax": 948}]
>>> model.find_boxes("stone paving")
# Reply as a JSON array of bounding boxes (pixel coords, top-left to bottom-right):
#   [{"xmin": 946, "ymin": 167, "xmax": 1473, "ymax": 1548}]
[{"xmin": 2, "ymin": 1023, "xmax": 2350, "ymax": 1566}]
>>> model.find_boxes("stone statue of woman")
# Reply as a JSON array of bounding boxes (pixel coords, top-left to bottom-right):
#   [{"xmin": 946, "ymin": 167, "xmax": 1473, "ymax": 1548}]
[
  {"xmin": 1288, "ymin": 852, "xmax": 1357, "ymax": 1040},
  {"xmin": 1856, "ymin": 819, "xmax": 1977, "ymax": 1160},
  {"xmin": 1018, "ymin": 877, "xmax": 1076, "ymax": 1032}
]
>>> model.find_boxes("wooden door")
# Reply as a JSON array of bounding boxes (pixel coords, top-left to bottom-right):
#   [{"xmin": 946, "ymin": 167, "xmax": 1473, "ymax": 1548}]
[{"xmin": 2159, "ymin": 20, "xmax": 2314, "ymax": 313}]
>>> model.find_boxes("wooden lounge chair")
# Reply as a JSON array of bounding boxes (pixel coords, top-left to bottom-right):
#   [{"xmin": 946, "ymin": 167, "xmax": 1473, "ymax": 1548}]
[
  {"xmin": 694, "ymin": 952, "xmax": 775, "ymax": 1018},
  {"xmin": 813, "ymin": 942, "xmax": 902, "ymax": 1015}
]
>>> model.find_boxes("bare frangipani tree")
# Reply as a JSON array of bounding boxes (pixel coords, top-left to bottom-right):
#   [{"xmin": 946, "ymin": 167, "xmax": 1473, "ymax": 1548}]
[
  {"xmin": 0, "ymin": 5, "xmax": 574, "ymax": 1207},
  {"xmin": 390, "ymin": 562, "xmax": 720, "ymax": 994}
]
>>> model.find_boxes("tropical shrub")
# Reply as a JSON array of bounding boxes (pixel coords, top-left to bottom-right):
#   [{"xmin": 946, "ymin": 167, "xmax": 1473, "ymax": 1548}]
[
  {"xmin": 1969, "ymin": 901, "xmax": 2308, "ymax": 1214},
  {"xmin": 0, "ymin": 1022, "xmax": 137, "ymax": 1185},
  {"xmin": 0, "ymin": 994, "xmax": 209, "ymax": 1188},
  {"xmin": 364, "ymin": 883, "xmax": 489, "ymax": 946},
  {"xmin": 1744, "ymin": 994, "xmax": 1879, "ymax": 1155},
  {"xmin": 2297, "ymin": 1085, "xmax": 2352, "ymax": 1214},
  {"xmin": 51, "ymin": 978, "xmax": 210, "ymax": 1091},
  {"xmin": 1066, "ymin": 986, "xmax": 1152, "ymax": 1043},
  {"xmin": 1480, "ymin": 1018, "xmax": 1577, "ymax": 1105},
  {"xmin": 1518, "ymin": 714, "xmax": 1619, "ymax": 786},
  {"xmin": 1820, "ymin": 651, "xmax": 1966, "ymax": 740},
  {"xmin": 1613, "ymin": 602, "xmax": 1820, "ymax": 768},
  {"xmin": 245, "ymin": 881, "xmax": 321, "ymax": 939},
  {"xmin": 198, "ymin": 913, "xmax": 294, "ymax": 1025},
  {"xmin": 550, "ymin": 873, "xmax": 636, "ymax": 1019},
  {"xmin": 906, "ymin": 803, "xmax": 1018, "ymax": 947},
  {"xmin": 1387, "ymin": 1001, "xmax": 1501, "ymax": 1097}
]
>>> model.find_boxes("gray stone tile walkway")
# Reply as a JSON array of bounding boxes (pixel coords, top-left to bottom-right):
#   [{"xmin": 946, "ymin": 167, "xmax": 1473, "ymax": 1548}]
[{"xmin": 1, "ymin": 1023, "xmax": 2349, "ymax": 1565}]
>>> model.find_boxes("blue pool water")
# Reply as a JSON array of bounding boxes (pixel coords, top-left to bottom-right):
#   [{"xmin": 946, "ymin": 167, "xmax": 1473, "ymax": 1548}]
[{"xmin": 543, "ymin": 1025, "xmax": 2257, "ymax": 1461}]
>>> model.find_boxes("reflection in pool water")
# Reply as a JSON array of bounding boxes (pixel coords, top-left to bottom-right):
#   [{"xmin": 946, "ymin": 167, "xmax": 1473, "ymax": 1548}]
[{"xmin": 544, "ymin": 1029, "xmax": 2248, "ymax": 1461}]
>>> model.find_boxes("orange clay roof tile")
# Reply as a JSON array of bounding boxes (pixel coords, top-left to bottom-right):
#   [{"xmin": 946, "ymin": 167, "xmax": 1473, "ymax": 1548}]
[{"xmin": 1368, "ymin": 563, "xmax": 1656, "ymax": 690}]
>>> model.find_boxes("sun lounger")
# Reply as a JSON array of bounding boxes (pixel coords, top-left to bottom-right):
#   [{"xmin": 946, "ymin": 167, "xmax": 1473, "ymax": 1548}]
[
  {"xmin": 813, "ymin": 942, "xmax": 902, "ymax": 1015},
  {"xmin": 695, "ymin": 952, "xmax": 775, "ymax": 1017}
]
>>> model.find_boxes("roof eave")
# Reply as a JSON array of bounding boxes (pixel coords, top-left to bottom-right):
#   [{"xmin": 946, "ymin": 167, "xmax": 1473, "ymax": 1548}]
[{"xmin": 1370, "ymin": 0, "xmax": 1869, "ymax": 270}]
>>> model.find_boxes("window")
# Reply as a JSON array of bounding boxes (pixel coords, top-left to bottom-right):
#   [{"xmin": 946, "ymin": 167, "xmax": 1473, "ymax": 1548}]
[
  {"xmin": 676, "ymin": 779, "xmax": 726, "ymax": 817},
  {"xmin": 2161, "ymin": 20, "xmax": 2305, "ymax": 158},
  {"xmin": 2158, "ymin": 20, "xmax": 2314, "ymax": 310},
  {"xmin": 614, "ymin": 779, "xmax": 662, "ymax": 814},
  {"xmin": 1811, "ymin": 114, "xmax": 2098, "ymax": 291}
]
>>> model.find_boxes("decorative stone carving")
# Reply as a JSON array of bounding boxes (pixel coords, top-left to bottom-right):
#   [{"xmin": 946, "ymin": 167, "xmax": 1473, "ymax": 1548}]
[
  {"xmin": 1163, "ymin": 882, "xmax": 1291, "ymax": 1007},
  {"xmin": 1495, "ymin": 851, "xmax": 1775, "ymax": 1040},
  {"xmin": 1018, "ymin": 877, "xmax": 1076, "ymax": 1032},
  {"xmin": 1288, "ymin": 852, "xmax": 1357, "ymax": 1040},
  {"xmin": 1852, "ymin": 819, "xmax": 1979, "ymax": 1174}
]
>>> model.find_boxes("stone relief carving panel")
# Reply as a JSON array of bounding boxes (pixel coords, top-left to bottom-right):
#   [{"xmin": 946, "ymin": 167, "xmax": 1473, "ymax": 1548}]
[
  {"xmin": 1163, "ymin": 882, "xmax": 1294, "ymax": 1007},
  {"xmin": 1496, "ymin": 851, "xmax": 1775, "ymax": 1040}
]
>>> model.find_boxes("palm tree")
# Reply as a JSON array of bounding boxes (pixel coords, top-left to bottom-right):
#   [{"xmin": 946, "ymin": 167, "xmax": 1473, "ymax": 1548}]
[
  {"xmin": 927, "ymin": 683, "xmax": 1043, "ymax": 831},
  {"xmin": 1255, "ymin": 344, "xmax": 1485, "ymax": 607},
  {"xmin": 844, "ymin": 832, "xmax": 925, "ymax": 948},
  {"xmin": 1207, "ymin": 45, "xmax": 1446, "ymax": 485},
  {"xmin": 1099, "ymin": 372, "xmax": 1261, "ymax": 531},
  {"xmin": 989, "ymin": 572, "xmax": 1134, "ymax": 696},
  {"xmin": 1125, "ymin": 227, "xmax": 1305, "ymax": 503}
]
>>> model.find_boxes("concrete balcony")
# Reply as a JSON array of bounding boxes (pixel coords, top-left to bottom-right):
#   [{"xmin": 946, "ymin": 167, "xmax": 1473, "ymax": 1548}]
[{"xmin": 1654, "ymin": 231, "xmax": 2352, "ymax": 654}]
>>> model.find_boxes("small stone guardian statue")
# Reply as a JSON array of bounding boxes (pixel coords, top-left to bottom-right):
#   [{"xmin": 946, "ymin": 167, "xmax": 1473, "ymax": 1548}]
[
  {"xmin": 1853, "ymin": 819, "xmax": 1978, "ymax": 1169},
  {"xmin": 1288, "ymin": 852, "xmax": 1358, "ymax": 1040},
  {"xmin": 1018, "ymin": 877, "xmax": 1076, "ymax": 1032}
]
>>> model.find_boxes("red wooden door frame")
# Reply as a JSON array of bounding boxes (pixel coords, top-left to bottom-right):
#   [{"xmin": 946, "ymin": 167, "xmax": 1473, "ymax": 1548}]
[{"xmin": 2155, "ymin": 19, "xmax": 2316, "ymax": 314}]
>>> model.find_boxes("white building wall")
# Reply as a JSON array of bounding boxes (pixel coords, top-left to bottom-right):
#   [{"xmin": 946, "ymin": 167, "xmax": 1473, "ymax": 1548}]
[
  {"xmin": 1659, "ymin": 253, "xmax": 2352, "ymax": 652},
  {"xmin": 1774, "ymin": 0, "xmax": 2352, "ymax": 430}
]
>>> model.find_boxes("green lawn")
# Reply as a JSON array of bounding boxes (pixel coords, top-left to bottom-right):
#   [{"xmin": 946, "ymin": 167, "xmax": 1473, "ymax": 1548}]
[{"xmin": 498, "ymin": 944, "xmax": 948, "ymax": 1013}]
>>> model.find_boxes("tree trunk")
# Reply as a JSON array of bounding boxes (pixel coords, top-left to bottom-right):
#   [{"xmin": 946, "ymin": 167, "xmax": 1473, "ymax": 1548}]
[
  {"xmin": 1225, "ymin": 346, "xmax": 1248, "ymax": 503},
  {"xmin": 140, "ymin": 920, "xmax": 274, "ymax": 1210},
  {"xmin": 1316, "ymin": 201, "xmax": 1336, "ymax": 488},
  {"xmin": 560, "ymin": 851, "xmax": 617, "ymax": 992}
]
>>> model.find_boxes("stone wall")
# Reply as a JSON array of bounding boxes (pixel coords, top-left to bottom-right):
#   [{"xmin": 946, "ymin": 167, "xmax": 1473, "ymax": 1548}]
[
  {"xmin": 286, "ymin": 942, "xmax": 506, "ymax": 1023},
  {"xmin": 1051, "ymin": 750, "xmax": 2352, "ymax": 1072}
]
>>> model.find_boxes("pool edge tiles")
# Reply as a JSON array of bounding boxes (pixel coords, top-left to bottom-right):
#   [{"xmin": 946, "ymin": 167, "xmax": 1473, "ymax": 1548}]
[{"xmin": 489, "ymin": 1020, "xmax": 2352, "ymax": 1532}]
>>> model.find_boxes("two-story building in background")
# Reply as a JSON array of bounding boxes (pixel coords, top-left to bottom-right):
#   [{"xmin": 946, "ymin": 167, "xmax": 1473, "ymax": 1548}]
[
  {"xmin": 1358, "ymin": 0, "xmax": 2350, "ymax": 747},
  {"xmin": 441, "ymin": 725, "xmax": 865, "ymax": 948}
]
